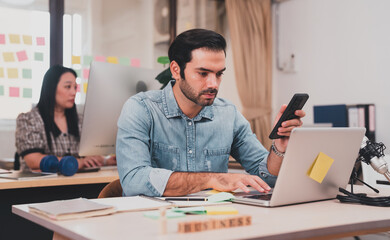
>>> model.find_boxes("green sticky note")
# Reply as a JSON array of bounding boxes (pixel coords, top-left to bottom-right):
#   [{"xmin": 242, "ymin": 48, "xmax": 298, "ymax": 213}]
[
  {"xmin": 83, "ymin": 56, "xmax": 93, "ymax": 66},
  {"xmin": 75, "ymin": 69, "xmax": 81, "ymax": 78},
  {"xmin": 34, "ymin": 52, "xmax": 44, "ymax": 61},
  {"xmin": 207, "ymin": 192, "xmax": 235, "ymax": 203},
  {"xmin": 143, "ymin": 209, "xmax": 185, "ymax": 219},
  {"xmin": 22, "ymin": 69, "xmax": 32, "ymax": 79},
  {"xmin": 307, "ymin": 152, "xmax": 334, "ymax": 184},
  {"xmin": 23, "ymin": 88, "xmax": 32, "ymax": 98},
  {"xmin": 119, "ymin": 57, "xmax": 130, "ymax": 66},
  {"xmin": 0, "ymin": 85, "xmax": 4, "ymax": 96}
]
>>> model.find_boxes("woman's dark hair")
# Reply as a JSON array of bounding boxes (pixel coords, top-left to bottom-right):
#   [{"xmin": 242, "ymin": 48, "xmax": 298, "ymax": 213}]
[
  {"xmin": 168, "ymin": 28, "xmax": 226, "ymax": 79},
  {"xmin": 37, "ymin": 65, "xmax": 79, "ymax": 151}
]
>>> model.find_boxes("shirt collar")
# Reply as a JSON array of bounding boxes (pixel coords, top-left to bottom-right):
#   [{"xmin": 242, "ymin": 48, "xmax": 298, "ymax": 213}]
[{"xmin": 162, "ymin": 80, "xmax": 214, "ymax": 121}]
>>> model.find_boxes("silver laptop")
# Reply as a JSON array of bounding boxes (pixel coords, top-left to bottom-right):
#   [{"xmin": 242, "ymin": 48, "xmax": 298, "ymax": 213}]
[{"xmin": 232, "ymin": 127, "xmax": 366, "ymax": 207}]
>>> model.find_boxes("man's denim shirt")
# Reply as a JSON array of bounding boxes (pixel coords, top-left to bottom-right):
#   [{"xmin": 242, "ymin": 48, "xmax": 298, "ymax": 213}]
[{"xmin": 116, "ymin": 81, "xmax": 277, "ymax": 196}]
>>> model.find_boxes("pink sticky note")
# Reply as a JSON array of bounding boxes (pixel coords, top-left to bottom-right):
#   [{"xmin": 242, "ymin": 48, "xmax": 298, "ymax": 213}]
[
  {"xmin": 16, "ymin": 50, "xmax": 28, "ymax": 61},
  {"xmin": 9, "ymin": 87, "xmax": 19, "ymax": 97},
  {"xmin": 131, "ymin": 58, "xmax": 141, "ymax": 67},
  {"xmin": 0, "ymin": 34, "xmax": 5, "ymax": 44},
  {"xmin": 77, "ymin": 84, "xmax": 81, "ymax": 92},
  {"xmin": 83, "ymin": 69, "xmax": 90, "ymax": 79},
  {"xmin": 94, "ymin": 56, "xmax": 105, "ymax": 62},
  {"xmin": 36, "ymin": 37, "xmax": 45, "ymax": 46}
]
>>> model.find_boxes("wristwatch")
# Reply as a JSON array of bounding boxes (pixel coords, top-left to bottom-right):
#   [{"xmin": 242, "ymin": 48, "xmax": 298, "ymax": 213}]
[{"xmin": 271, "ymin": 141, "xmax": 285, "ymax": 158}]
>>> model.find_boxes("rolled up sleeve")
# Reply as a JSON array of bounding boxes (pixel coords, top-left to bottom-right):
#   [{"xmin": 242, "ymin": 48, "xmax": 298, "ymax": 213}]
[{"xmin": 116, "ymin": 97, "xmax": 173, "ymax": 196}]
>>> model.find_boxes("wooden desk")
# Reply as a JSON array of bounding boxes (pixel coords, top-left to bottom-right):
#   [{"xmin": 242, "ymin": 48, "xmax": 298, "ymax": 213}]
[
  {"xmin": 2, "ymin": 169, "xmax": 118, "ymax": 240},
  {"xmin": 12, "ymin": 185, "xmax": 390, "ymax": 240},
  {"xmin": 0, "ymin": 169, "xmax": 118, "ymax": 190}
]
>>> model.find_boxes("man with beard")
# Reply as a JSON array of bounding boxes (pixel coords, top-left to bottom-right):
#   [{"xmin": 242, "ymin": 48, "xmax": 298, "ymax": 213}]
[{"xmin": 116, "ymin": 29, "xmax": 305, "ymax": 197}]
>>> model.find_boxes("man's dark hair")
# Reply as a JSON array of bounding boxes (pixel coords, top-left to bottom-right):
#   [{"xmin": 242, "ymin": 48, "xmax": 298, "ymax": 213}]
[
  {"xmin": 37, "ymin": 65, "xmax": 79, "ymax": 151},
  {"xmin": 168, "ymin": 28, "xmax": 226, "ymax": 79}
]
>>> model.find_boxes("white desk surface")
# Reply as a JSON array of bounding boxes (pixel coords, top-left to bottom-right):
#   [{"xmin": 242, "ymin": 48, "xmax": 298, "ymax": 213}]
[
  {"xmin": 0, "ymin": 169, "xmax": 119, "ymax": 190},
  {"xmin": 12, "ymin": 185, "xmax": 390, "ymax": 240}
]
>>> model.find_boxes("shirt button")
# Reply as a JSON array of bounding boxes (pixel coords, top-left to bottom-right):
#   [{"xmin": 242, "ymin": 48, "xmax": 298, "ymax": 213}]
[
  {"xmin": 188, "ymin": 122, "xmax": 192, "ymax": 126},
  {"xmin": 188, "ymin": 150, "xmax": 193, "ymax": 154}
]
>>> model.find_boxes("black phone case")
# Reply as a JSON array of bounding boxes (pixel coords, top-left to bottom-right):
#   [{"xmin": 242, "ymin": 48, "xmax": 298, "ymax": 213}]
[{"xmin": 269, "ymin": 93, "xmax": 309, "ymax": 139}]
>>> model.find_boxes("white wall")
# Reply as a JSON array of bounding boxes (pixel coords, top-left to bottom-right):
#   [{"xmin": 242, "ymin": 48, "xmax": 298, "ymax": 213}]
[{"xmin": 273, "ymin": 0, "xmax": 390, "ymax": 153}]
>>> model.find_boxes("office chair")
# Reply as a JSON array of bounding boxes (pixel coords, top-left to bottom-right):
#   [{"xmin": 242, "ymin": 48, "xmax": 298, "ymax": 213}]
[{"xmin": 98, "ymin": 179, "xmax": 123, "ymax": 198}]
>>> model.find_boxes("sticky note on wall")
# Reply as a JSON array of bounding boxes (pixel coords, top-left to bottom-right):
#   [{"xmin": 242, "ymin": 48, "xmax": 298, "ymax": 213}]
[
  {"xmin": 16, "ymin": 50, "xmax": 28, "ymax": 62},
  {"xmin": 23, "ymin": 35, "xmax": 32, "ymax": 45},
  {"xmin": 0, "ymin": 68, "xmax": 4, "ymax": 78},
  {"xmin": 34, "ymin": 52, "xmax": 44, "ymax": 61},
  {"xmin": 307, "ymin": 152, "xmax": 334, "ymax": 184},
  {"xmin": 9, "ymin": 34, "xmax": 21, "ymax": 44},
  {"xmin": 0, "ymin": 85, "xmax": 4, "ymax": 96},
  {"xmin": 72, "ymin": 56, "xmax": 81, "ymax": 64},
  {"xmin": 23, "ymin": 88, "xmax": 32, "ymax": 98},
  {"xmin": 0, "ymin": 34, "xmax": 5, "ymax": 44},
  {"xmin": 3, "ymin": 52, "xmax": 15, "ymax": 62},
  {"xmin": 36, "ymin": 36, "xmax": 45, "ymax": 46},
  {"xmin": 9, "ymin": 87, "xmax": 19, "ymax": 97},
  {"xmin": 107, "ymin": 56, "xmax": 118, "ymax": 64},
  {"xmin": 7, "ymin": 68, "xmax": 18, "ymax": 79},
  {"xmin": 22, "ymin": 69, "xmax": 32, "ymax": 79}
]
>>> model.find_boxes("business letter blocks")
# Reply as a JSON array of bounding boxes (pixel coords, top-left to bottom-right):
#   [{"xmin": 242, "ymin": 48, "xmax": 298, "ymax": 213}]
[{"xmin": 178, "ymin": 215, "xmax": 252, "ymax": 233}]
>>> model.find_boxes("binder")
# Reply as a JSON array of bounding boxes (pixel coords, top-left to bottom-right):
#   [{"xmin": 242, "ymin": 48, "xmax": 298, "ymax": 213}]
[
  {"xmin": 346, "ymin": 105, "xmax": 359, "ymax": 127},
  {"xmin": 313, "ymin": 104, "xmax": 348, "ymax": 127},
  {"xmin": 357, "ymin": 104, "xmax": 376, "ymax": 142}
]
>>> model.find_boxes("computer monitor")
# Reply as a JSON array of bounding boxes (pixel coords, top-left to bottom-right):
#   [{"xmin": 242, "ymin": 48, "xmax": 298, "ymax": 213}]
[{"xmin": 79, "ymin": 61, "xmax": 161, "ymax": 156}]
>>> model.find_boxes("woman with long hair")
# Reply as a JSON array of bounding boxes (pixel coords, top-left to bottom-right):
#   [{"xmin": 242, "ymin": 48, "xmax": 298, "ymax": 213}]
[{"xmin": 16, "ymin": 65, "xmax": 115, "ymax": 171}]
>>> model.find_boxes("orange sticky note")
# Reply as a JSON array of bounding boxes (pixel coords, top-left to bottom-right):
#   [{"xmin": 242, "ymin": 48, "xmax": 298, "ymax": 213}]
[
  {"xmin": 7, "ymin": 68, "xmax": 18, "ymax": 79},
  {"xmin": 23, "ymin": 35, "xmax": 32, "ymax": 45},
  {"xmin": 107, "ymin": 56, "xmax": 118, "ymax": 64},
  {"xmin": 83, "ymin": 83, "xmax": 88, "ymax": 93},
  {"xmin": 72, "ymin": 56, "xmax": 81, "ymax": 64},
  {"xmin": 9, "ymin": 34, "xmax": 21, "ymax": 44},
  {"xmin": 3, "ymin": 52, "xmax": 15, "ymax": 62},
  {"xmin": 307, "ymin": 152, "xmax": 334, "ymax": 184}
]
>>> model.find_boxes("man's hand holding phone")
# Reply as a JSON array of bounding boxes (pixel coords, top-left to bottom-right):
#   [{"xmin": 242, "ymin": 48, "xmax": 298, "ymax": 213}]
[{"xmin": 270, "ymin": 93, "xmax": 308, "ymax": 153}]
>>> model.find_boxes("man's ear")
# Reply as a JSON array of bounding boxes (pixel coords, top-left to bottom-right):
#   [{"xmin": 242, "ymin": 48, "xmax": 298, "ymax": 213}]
[{"xmin": 170, "ymin": 61, "xmax": 181, "ymax": 81}]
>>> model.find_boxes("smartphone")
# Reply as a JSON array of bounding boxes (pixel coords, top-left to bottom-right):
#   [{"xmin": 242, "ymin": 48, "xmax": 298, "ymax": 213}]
[{"xmin": 269, "ymin": 93, "xmax": 309, "ymax": 139}]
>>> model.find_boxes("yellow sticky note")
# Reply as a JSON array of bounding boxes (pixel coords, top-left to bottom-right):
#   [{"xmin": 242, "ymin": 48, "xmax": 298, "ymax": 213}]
[
  {"xmin": 7, "ymin": 68, "xmax": 18, "ymax": 79},
  {"xmin": 72, "ymin": 56, "xmax": 81, "ymax": 64},
  {"xmin": 0, "ymin": 68, "xmax": 4, "ymax": 78},
  {"xmin": 83, "ymin": 83, "xmax": 88, "ymax": 93},
  {"xmin": 205, "ymin": 206, "xmax": 238, "ymax": 215},
  {"xmin": 9, "ymin": 34, "xmax": 20, "ymax": 44},
  {"xmin": 3, "ymin": 52, "xmax": 15, "ymax": 62},
  {"xmin": 23, "ymin": 35, "xmax": 32, "ymax": 45},
  {"xmin": 107, "ymin": 56, "xmax": 118, "ymax": 64},
  {"xmin": 307, "ymin": 152, "xmax": 334, "ymax": 184},
  {"xmin": 206, "ymin": 189, "xmax": 222, "ymax": 195}
]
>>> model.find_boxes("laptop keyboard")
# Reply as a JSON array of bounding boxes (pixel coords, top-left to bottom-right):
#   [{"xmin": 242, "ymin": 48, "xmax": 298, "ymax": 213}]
[{"xmin": 243, "ymin": 194, "xmax": 272, "ymax": 200}]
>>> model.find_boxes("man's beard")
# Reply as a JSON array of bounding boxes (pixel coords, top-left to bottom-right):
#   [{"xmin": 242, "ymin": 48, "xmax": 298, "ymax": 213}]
[{"xmin": 179, "ymin": 78, "xmax": 218, "ymax": 106}]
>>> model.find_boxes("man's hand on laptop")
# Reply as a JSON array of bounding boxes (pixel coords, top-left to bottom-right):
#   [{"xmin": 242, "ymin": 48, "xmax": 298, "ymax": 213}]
[
  {"xmin": 209, "ymin": 173, "xmax": 271, "ymax": 193},
  {"xmin": 273, "ymin": 105, "xmax": 306, "ymax": 152}
]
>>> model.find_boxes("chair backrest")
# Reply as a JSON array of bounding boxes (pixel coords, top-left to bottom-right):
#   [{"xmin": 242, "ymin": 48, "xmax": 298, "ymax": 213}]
[{"xmin": 98, "ymin": 179, "xmax": 123, "ymax": 198}]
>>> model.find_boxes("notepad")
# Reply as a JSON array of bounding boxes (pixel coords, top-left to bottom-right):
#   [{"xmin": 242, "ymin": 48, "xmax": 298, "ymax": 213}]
[
  {"xmin": 90, "ymin": 196, "xmax": 173, "ymax": 212},
  {"xmin": 28, "ymin": 198, "xmax": 116, "ymax": 220}
]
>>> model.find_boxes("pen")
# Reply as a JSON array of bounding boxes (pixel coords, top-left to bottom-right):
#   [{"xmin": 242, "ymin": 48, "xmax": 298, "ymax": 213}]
[{"xmin": 161, "ymin": 197, "xmax": 208, "ymax": 201}]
